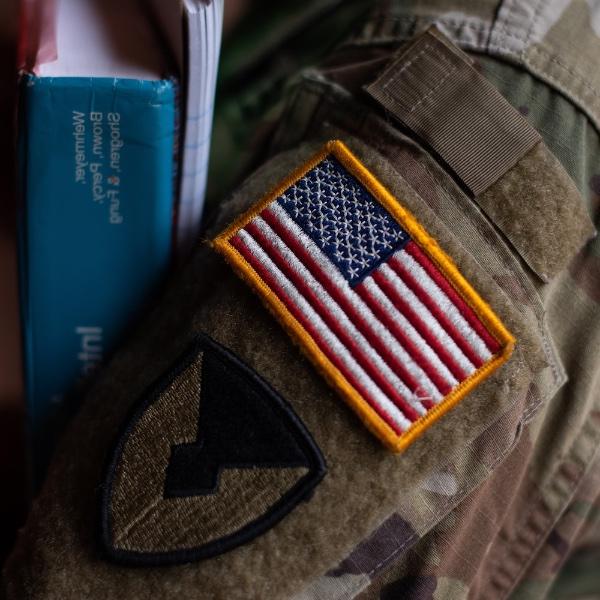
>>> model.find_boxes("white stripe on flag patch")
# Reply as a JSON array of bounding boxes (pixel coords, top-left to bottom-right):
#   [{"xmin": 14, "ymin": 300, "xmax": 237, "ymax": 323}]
[
  {"xmin": 375, "ymin": 263, "xmax": 476, "ymax": 377},
  {"xmin": 395, "ymin": 252, "xmax": 492, "ymax": 362},
  {"xmin": 359, "ymin": 276, "xmax": 459, "ymax": 393}
]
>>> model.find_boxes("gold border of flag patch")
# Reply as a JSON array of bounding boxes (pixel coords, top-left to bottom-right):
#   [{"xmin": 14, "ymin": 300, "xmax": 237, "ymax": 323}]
[{"xmin": 212, "ymin": 140, "xmax": 515, "ymax": 452}]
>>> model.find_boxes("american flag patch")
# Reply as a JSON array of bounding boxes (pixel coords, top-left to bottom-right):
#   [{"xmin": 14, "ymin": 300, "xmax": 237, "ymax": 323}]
[{"xmin": 213, "ymin": 141, "xmax": 515, "ymax": 451}]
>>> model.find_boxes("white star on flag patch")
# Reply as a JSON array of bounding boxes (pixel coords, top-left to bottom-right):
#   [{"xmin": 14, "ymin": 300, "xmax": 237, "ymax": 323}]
[{"xmin": 213, "ymin": 140, "xmax": 515, "ymax": 451}]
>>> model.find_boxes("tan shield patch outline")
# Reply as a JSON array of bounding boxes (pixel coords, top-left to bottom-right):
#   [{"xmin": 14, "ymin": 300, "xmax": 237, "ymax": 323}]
[{"xmin": 100, "ymin": 334, "xmax": 326, "ymax": 566}]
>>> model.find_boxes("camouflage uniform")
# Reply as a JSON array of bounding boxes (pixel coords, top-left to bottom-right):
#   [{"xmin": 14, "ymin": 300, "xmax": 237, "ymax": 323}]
[{"xmin": 3, "ymin": 1, "xmax": 600, "ymax": 599}]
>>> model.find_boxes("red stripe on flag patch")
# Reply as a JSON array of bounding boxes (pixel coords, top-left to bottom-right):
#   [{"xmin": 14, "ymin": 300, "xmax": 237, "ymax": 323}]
[
  {"xmin": 386, "ymin": 254, "xmax": 486, "ymax": 370},
  {"xmin": 405, "ymin": 242, "xmax": 502, "ymax": 354}
]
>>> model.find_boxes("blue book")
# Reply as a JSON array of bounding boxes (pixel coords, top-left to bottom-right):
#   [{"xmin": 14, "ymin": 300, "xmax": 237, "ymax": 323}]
[{"xmin": 18, "ymin": 75, "xmax": 176, "ymax": 482}]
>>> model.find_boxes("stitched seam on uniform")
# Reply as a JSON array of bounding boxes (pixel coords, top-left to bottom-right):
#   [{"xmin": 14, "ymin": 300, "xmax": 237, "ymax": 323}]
[
  {"xmin": 408, "ymin": 66, "xmax": 457, "ymax": 113},
  {"xmin": 380, "ymin": 44, "xmax": 457, "ymax": 99},
  {"xmin": 497, "ymin": 0, "xmax": 520, "ymax": 54},
  {"xmin": 381, "ymin": 45, "xmax": 432, "ymax": 91},
  {"xmin": 373, "ymin": 13, "xmax": 489, "ymax": 42},
  {"xmin": 356, "ymin": 14, "xmax": 600, "ymax": 104},
  {"xmin": 540, "ymin": 327, "xmax": 562, "ymax": 386},
  {"xmin": 354, "ymin": 14, "xmax": 571, "ymax": 50},
  {"xmin": 521, "ymin": 0, "xmax": 545, "ymax": 59},
  {"xmin": 379, "ymin": 61, "xmax": 459, "ymax": 117},
  {"xmin": 380, "ymin": 45, "xmax": 458, "ymax": 115},
  {"xmin": 373, "ymin": 15, "xmax": 600, "ymax": 125},
  {"xmin": 360, "ymin": 17, "xmax": 492, "ymax": 51},
  {"xmin": 521, "ymin": 396, "xmax": 544, "ymax": 422},
  {"xmin": 355, "ymin": 16, "xmax": 493, "ymax": 42},
  {"xmin": 528, "ymin": 46, "xmax": 600, "ymax": 101}
]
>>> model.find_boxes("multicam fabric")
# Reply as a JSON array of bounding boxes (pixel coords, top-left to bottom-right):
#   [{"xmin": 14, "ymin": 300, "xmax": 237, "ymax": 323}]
[
  {"xmin": 354, "ymin": 0, "xmax": 600, "ymax": 134},
  {"xmin": 277, "ymin": 1, "xmax": 600, "ymax": 598},
  {"xmin": 141, "ymin": 0, "xmax": 600, "ymax": 595}
]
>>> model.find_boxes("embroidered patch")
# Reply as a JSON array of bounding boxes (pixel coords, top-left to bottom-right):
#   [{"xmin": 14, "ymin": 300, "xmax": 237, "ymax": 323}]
[
  {"xmin": 101, "ymin": 334, "xmax": 326, "ymax": 566},
  {"xmin": 212, "ymin": 141, "xmax": 515, "ymax": 452}
]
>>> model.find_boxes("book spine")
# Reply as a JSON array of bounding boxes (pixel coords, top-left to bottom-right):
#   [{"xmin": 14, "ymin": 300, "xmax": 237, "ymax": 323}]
[{"xmin": 18, "ymin": 75, "xmax": 176, "ymax": 484}]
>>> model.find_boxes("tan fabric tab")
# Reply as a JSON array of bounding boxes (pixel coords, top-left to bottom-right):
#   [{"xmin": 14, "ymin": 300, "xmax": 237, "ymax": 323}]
[{"xmin": 365, "ymin": 27, "xmax": 541, "ymax": 195}]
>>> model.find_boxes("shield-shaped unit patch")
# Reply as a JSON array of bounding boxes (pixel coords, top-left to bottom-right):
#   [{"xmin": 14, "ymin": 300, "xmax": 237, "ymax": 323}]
[{"xmin": 101, "ymin": 334, "xmax": 326, "ymax": 566}]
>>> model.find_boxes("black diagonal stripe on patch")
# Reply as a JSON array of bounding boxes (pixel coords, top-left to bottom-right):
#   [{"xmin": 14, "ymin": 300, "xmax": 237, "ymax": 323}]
[{"xmin": 164, "ymin": 343, "xmax": 312, "ymax": 497}]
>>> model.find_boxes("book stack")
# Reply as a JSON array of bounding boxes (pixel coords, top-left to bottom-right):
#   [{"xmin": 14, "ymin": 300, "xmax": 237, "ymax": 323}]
[{"xmin": 17, "ymin": 0, "xmax": 223, "ymax": 484}]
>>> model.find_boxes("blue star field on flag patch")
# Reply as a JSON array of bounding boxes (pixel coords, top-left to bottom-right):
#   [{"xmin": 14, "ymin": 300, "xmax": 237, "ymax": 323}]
[{"xmin": 277, "ymin": 157, "xmax": 410, "ymax": 285}]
